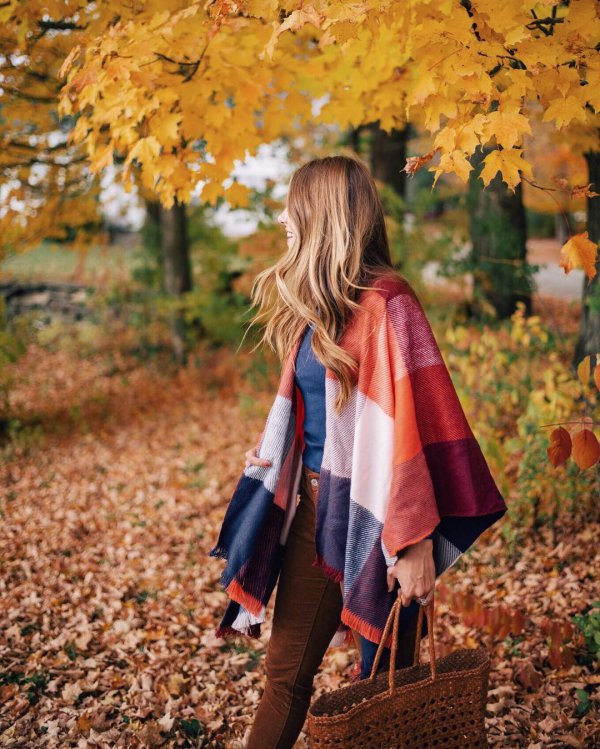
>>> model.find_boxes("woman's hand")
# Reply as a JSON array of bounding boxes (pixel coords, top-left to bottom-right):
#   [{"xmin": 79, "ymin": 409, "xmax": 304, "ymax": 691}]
[
  {"xmin": 244, "ymin": 444, "xmax": 272, "ymax": 468},
  {"xmin": 386, "ymin": 538, "xmax": 435, "ymax": 607}
]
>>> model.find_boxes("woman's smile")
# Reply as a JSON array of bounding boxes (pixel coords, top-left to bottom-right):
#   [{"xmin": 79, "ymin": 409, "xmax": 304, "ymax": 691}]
[{"xmin": 277, "ymin": 206, "xmax": 295, "ymax": 247}]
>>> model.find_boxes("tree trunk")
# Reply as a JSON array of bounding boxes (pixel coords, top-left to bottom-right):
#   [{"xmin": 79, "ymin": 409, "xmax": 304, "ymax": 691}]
[
  {"xmin": 574, "ymin": 148, "xmax": 600, "ymax": 367},
  {"xmin": 370, "ymin": 125, "xmax": 408, "ymax": 197},
  {"xmin": 348, "ymin": 126, "xmax": 362, "ymax": 154},
  {"xmin": 158, "ymin": 200, "xmax": 192, "ymax": 296},
  {"xmin": 466, "ymin": 145, "xmax": 533, "ymax": 320},
  {"xmin": 157, "ymin": 200, "xmax": 192, "ymax": 362}
]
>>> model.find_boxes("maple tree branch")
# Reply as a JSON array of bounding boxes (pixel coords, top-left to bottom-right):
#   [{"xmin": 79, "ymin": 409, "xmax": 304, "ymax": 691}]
[
  {"xmin": 527, "ymin": 8, "xmax": 564, "ymax": 37},
  {"xmin": 183, "ymin": 41, "xmax": 208, "ymax": 82},
  {"xmin": 521, "ymin": 175, "xmax": 572, "ymax": 237},
  {"xmin": 36, "ymin": 19, "xmax": 88, "ymax": 32},
  {"xmin": 183, "ymin": 55, "xmax": 203, "ymax": 83},
  {"xmin": 1, "ymin": 85, "xmax": 59, "ymax": 103},
  {"xmin": 3, "ymin": 139, "xmax": 71, "ymax": 153},
  {"xmin": 539, "ymin": 421, "xmax": 599, "ymax": 428},
  {"xmin": 456, "ymin": 4, "xmax": 528, "ymax": 75},
  {"xmin": 0, "ymin": 63, "xmax": 53, "ymax": 84},
  {"xmin": 495, "ymin": 53, "xmax": 527, "ymax": 71},
  {"xmin": 151, "ymin": 41, "xmax": 209, "ymax": 82},
  {"xmin": 18, "ymin": 176, "xmax": 92, "ymax": 194},
  {"xmin": 1, "ymin": 154, "xmax": 87, "ymax": 169},
  {"xmin": 427, "ymin": 48, "xmax": 462, "ymax": 72},
  {"xmin": 459, "ymin": 0, "xmax": 480, "ymax": 40},
  {"xmin": 476, "ymin": 49, "xmax": 528, "ymax": 75},
  {"xmin": 153, "ymin": 52, "xmax": 198, "ymax": 67},
  {"xmin": 183, "ymin": 3, "xmax": 226, "ymax": 83}
]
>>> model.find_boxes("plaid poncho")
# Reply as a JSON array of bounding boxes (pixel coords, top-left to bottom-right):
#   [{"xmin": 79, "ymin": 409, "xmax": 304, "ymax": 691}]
[{"xmin": 208, "ymin": 275, "xmax": 507, "ymax": 647}]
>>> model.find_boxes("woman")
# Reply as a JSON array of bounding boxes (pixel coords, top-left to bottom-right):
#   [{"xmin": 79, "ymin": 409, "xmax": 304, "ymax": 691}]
[{"xmin": 208, "ymin": 155, "xmax": 507, "ymax": 749}]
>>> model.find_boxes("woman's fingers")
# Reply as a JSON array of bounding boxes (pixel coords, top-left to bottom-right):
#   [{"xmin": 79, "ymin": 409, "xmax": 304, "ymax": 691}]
[
  {"xmin": 400, "ymin": 584, "xmax": 435, "ymax": 606},
  {"xmin": 244, "ymin": 446, "xmax": 272, "ymax": 467},
  {"xmin": 386, "ymin": 569, "xmax": 434, "ymax": 605},
  {"xmin": 386, "ymin": 567, "xmax": 395, "ymax": 593}
]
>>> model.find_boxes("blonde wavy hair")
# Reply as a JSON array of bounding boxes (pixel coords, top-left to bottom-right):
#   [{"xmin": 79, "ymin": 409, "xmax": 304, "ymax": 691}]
[{"xmin": 245, "ymin": 154, "xmax": 403, "ymax": 413}]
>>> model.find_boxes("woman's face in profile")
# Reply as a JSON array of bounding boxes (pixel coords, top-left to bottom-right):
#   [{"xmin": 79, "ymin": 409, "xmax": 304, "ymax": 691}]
[{"xmin": 277, "ymin": 206, "xmax": 295, "ymax": 249}]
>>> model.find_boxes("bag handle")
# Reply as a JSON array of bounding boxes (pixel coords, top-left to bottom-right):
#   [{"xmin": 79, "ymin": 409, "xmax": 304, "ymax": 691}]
[{"xmin": 368, "ymin": 590, "xmax": 437, "ymax": 693}]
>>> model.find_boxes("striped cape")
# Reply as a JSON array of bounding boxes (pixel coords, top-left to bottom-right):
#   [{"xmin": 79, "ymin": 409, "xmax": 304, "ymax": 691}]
[{"xmin": 208, "ymin": 275, "xmax": 507, "ymax": 648}]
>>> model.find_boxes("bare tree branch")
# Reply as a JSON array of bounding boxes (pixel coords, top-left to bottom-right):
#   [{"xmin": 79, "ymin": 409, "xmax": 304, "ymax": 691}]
[{"xmin": 36, "ymin": 19, "xmax": 88, "ymax": 32}]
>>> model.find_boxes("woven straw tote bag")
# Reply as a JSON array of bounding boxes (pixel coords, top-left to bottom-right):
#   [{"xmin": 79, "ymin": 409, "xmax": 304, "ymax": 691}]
[{"xmin": 306, "ymin": 591, "xmax": 491, "ymax": 748}]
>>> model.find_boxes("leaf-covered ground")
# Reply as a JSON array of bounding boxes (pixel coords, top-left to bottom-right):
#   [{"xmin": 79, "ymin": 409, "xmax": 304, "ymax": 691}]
[{"xmin": 1, "ymin": 296, "xmax": 599, "ymax": 748}]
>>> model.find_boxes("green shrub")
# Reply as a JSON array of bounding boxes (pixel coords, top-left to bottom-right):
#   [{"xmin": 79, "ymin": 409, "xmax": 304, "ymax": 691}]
[
  {"xmin": 0, "ymin": 297, "xmax": 29, "ymax": 427},
  {"xmin": 573, "ymin": 602, "xmax": 600, "ymax": 666}
]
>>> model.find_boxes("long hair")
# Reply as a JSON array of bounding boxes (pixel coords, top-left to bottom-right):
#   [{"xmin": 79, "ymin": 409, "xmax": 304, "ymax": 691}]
[{"xmin": 245, "ymin": 154, "xmax": 403, "ymax": 413}]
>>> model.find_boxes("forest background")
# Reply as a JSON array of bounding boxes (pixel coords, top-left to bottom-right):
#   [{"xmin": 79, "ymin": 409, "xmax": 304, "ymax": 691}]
[{"xmin": 1, "ymin": 2, "xmax": 599, "ymax": 748}]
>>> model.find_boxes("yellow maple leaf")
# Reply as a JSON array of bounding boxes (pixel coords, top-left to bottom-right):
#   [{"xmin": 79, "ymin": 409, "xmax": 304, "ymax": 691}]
[
  {"xmin": 454, "ymin": 113, "xmax": 487, "ymax": 152},
  {"xmin": 422, "ymin": 95, "xmax": 458, "ymax": 131},
  {"xmin": 409, "ymin": 74, "xmax": 438, "ymax": 107},
  {"xmin": 58, "ymin": 44, "xmax": 81, "ymax": 79},
  {"xmin": 318, "ymin": 20, "xmax": 359, "ymax": 47},
  {"xmin": 542, "ymin": 95, "xmax": 588, "ymax": 129},
  {"xmin": 433, "ymin": 127, "xmax": 456, "ymax": 153},
  {"xmin": 148, "ymin": 10, "xmax": 171, "ymax": 31},
  {"xmin": 89, "ymin": 143, "xmax": 114, "ymax": 173},
  {"xmin": 201, "ymin": 180, "xmax": 224, "ymax": 206},
  {"xmin": 429, "ymin": 150, "xmax": 473, "ymax": 188},
  {"xmin": 264, "ymin": 7, "xmax": 325, "ymax": 60},
  {"xmin": 481, "ymin": 107, "xmax": 532, "ymax": 150},
  {"xmin": 69, "ymin": 115, "xmax": 90, "ymax": 145},
  {"xmin": 224, "ymin": 181, "xmax": 251, "ymax": 208},
  {"xmin": 559, "ymin": 232, "xmax": 598, "ymax": 279},
  {"xmin": 479, "ymin": 148, "xmax": 533, "ymax": 191},
  {"xmin": 126, "ymin": 136, "xmax": 161, "ymax": 167},
  {"xmin": 153, "ymin": 113, "xmax": 181, "ymax": 147}
]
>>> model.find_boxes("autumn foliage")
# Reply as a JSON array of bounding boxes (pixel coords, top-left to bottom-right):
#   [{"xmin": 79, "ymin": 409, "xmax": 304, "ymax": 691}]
[{"xmin": 53, "ymin": 1, "xmax": 600, "ymax": 205}]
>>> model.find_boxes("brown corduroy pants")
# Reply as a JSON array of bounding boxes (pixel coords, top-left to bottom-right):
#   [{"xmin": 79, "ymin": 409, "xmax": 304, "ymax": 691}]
[{"xmin": 245, "ymin": 465, "xmax": 422, "ymax": 749}]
